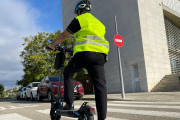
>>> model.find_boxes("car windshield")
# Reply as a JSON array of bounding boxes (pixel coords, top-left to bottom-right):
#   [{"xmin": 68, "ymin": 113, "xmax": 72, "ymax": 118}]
[
  {"xmin": 49, "ymin": 76, "xmax": 64, "ymax": 82},
  {"xmin": 24, "ymin": 88, "xmax": 26, "ymax": 91},
  {"xmin": 32, "ymin": 83, "xmax": 39, "ymax": 87}
]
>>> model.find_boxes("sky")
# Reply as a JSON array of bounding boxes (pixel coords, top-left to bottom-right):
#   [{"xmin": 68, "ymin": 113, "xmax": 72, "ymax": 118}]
[{"xmin": 0, "ymin": 0, "xmax": 63, "ymax": 90}]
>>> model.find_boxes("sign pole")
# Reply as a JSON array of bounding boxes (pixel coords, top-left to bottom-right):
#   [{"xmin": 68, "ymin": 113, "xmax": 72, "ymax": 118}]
[{"xmin": 115, "ymin": 15, "xmax": 125, "ymax": 99}]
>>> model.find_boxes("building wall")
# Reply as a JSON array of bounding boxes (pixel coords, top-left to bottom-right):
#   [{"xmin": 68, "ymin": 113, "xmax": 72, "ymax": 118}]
[
  {"xmin": 62, "ymin": 0, "xmax": 148, "ymax": 93},
  {"xmin": 137, "ymin": 0, "xmax": 171, "ymax": 91},
  {"xmin": 162, "ymin": 0, "xmax": 180, "ymax": 14}
]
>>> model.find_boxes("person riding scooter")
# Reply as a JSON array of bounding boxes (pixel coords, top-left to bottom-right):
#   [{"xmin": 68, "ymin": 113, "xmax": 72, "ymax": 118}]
[{"xmin": 48, "ymin": 1, "xmax": 109, "ymax": 120}]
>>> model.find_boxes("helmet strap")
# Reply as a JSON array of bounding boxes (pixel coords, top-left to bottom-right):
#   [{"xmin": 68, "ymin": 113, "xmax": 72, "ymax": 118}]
[{"xmin": 76, "ymin": 9, "xmax": 81, "ymax": 16}]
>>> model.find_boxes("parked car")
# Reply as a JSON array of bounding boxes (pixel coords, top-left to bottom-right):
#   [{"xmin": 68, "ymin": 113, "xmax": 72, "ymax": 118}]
[
  {"xmin": 20, "ymin": 87, "xmax": 26, "ymax": 100},
  {"xmin": 37, "ymin": 75, "xmax": 84, "ymax": 102},
  {"xmin": 17, "ymin": 87, "xmax": 22, "ymax": 100},
  {"xmin": 25, "ymin": 82, "xmax": 40, "ymax": 101}
]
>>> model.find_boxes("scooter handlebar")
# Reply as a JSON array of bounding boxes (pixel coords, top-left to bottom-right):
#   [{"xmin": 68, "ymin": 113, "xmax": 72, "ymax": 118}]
[
  {"xmin": 46, "ymin": 46, "xmax": 73, "ymax": 53},
  {"xmin": 46, "ymin": 46, "xmax": 54, "ymax": 51},
  {"xmin": 56, "ymin": 47, "xmax": 73, "ymax": 52}
]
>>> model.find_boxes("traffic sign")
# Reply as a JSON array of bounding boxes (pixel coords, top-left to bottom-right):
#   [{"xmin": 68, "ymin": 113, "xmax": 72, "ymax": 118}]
[{"xmin": 114, "ymin": 34, "xmax": 123, "ymax": 47}]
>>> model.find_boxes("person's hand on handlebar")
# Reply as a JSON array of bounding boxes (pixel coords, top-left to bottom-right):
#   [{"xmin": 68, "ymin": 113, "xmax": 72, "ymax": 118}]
[{"xmin": 48, "ymin": 30, "xmax": 71, "ymax": 52}]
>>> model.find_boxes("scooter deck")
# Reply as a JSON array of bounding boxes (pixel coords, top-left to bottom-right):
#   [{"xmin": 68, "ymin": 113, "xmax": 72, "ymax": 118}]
[{"xmin": 56, "ymin": 109, "xmax": 80, "ymax": 118}]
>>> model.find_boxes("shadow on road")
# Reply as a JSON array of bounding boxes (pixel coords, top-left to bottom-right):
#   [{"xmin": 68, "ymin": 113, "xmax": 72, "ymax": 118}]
[
  {"xmin": 82, "ymin": 98, "xmax": 132, "ymax": 101},
  {"xmin": 0, "ymin": 99, "xmax": 49, "ymax": 104},
  {"xmin": 0, "ymin": 98, "xmax": 83, "ymax": 104}
]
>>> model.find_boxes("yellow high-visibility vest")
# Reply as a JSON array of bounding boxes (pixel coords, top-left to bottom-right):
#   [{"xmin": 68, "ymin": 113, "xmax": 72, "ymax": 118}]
[{"xmin": 73, "ymin": 13, "xmax": 109, "ymax": 55}]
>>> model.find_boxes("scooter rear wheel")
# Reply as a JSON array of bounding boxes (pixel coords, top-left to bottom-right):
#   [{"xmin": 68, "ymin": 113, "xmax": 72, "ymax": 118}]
[
  {"xmin": 50, "ymin": 109, "xmax": 61, "ymax": 120},
  {"xmin": 78, "ymin": 113, "xmax": 94, "ymax": 120}
]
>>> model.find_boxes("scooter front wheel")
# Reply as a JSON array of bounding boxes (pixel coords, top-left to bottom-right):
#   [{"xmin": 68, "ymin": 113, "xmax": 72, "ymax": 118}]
[{"xmin": 50, "ymin": 108, "xmax": 61, "ymax": 120}]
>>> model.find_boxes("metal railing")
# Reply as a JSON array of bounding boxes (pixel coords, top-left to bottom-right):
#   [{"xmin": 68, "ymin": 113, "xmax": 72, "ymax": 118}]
[{"xmin": 165, "ymin": 18, "xmax": 180, "ymax": 74}]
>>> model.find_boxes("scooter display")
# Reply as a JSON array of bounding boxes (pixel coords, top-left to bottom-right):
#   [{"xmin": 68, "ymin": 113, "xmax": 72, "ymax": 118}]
[{"xmin": 46, "ymin": 40, "xmax": 95, "ymax": 120}]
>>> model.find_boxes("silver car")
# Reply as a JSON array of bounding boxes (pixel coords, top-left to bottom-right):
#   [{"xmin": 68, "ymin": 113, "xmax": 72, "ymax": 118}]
[{"xmin": 25, "ymin": 82, "xmax": 40, "ymax": 101}]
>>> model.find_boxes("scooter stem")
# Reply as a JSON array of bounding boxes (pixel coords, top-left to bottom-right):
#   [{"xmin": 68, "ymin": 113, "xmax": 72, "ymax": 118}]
[{"xmin": 57, "ymin": 66, "xmax": 64, "ymax": 100}]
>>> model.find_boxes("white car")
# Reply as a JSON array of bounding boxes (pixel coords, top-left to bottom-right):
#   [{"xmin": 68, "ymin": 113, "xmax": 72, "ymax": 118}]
[
  {"xmin": 25, "ymin": 82, "xmax": 40, "ymax": 101},
  {"xmin": 20, "ymin": 87, "xmax": 26, "ymax": 100}
]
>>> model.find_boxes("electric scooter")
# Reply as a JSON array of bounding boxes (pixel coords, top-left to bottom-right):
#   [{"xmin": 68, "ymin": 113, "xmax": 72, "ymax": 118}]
[{"xmin": 46, "ymin": 40, "xmax": 95, "ymax": 120}]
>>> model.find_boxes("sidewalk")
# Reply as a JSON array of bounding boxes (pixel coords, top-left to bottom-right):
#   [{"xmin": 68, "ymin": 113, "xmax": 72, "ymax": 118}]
[{"xmin": 83, "ymin": 92, "xmax": 180, "ymax": 102}]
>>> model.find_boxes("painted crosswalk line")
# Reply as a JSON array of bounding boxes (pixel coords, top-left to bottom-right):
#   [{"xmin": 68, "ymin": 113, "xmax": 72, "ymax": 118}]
[
  {"xmin": 0, "ymin": 104, "xmax": 39, "ymax": 110},
  {"xmin": 9, "ymin": 106, "xmax": 24, "ymax": 109},
  {"xmin": 0, "ymin": 113, "xmax": 32, "ymax": 120},
  {"xmin": 92, "ymin": 103, "xmax": 180, "ymax": 109},
  {"xmin": 111, "ymin": 101, "xmax": 180, "ymax": 104},
  {"xmin": 36, "ymin": 109, "xmax": 127, "ymax": 120},
  {"xmin": 10, "ymin": 104, "xmax": 39, "ymax": 109},
  {"xmin": 74, "ymin": 106, "xmax": 180, "ymax": 118},
  {"xmin": 19, "ymin": 104, "xmax": 39, "ymax": 107},
  {"xmin": 37, "ymin": 103, "xmax": 180, "ymax": 119},
  {"xmin": 107, "ymin": 107, "xmax": 180, "ymax": 118},
  {"xmin": 0, "ymin": 107, "xmax": 6, "ymax": 110}
]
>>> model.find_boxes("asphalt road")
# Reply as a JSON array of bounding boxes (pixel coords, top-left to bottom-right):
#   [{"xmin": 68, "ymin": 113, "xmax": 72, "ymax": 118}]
[{"xmin": 0, "ymin": 98, "xmax": 180, "ymax": 120}]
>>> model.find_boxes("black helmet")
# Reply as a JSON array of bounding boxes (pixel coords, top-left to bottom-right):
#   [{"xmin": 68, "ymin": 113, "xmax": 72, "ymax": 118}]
[{"xmin": 74, "ymin": 0, "xmax": 91, "ymax": 14}]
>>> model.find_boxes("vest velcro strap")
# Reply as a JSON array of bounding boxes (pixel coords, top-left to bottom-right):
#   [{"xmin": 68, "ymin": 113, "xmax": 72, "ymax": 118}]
[
  {"xmin": 74, "ymin": 40, "xmax": 109, "ymax": 49},
  {"xmin": 76, "ymin": 36, "xmax": 107, "ymax": 41}
]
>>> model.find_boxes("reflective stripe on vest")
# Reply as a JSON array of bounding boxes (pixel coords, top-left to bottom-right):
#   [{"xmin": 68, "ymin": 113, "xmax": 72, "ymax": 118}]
[{"xmin": 74, "ymin": 40, "xmax": 109, "ymax": 49}]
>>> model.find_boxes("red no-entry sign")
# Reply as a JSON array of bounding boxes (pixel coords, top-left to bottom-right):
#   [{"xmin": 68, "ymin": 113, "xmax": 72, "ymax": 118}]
[{"xmin": 114, "ymin": 34, "xmax": 123, "ymax": 47}]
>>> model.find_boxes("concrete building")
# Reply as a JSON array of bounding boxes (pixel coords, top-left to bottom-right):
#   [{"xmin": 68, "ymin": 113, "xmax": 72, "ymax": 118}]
[{"xmin": 61, "ymin": 0, "xmax": 180, "ymax": 93}]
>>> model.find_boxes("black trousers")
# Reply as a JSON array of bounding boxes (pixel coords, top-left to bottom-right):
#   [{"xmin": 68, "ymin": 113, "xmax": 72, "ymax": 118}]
[{"xmin": 63, "ymin": 52, "xmax": 107, "ymax": 119}]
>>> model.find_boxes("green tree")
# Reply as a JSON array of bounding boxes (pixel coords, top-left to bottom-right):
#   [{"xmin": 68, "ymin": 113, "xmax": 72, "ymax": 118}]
[
  {"xmin": 13, "ymin": 87, "xmax": 18, "ymax": 92},
  {"xmin": 17, "ymin": 30, "xmax": 86, "ymax": 86},
  {"xmin": 0, "ymin": 84, "xmax": 4, "ymax": 98}
]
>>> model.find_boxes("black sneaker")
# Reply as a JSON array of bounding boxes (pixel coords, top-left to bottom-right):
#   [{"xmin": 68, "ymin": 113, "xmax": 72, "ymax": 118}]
[{"xmin": 62, "ymin": 104, "xmax": 74, "ymax": 110}]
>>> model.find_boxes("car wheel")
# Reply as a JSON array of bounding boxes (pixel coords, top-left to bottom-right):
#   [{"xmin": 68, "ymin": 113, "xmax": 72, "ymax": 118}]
[
  {"xmin": 22, "ymin": 95, "xmax": 23, "ymax": 100},
  {"xmin": 25, "ymin": 94, "xmax": 28, "ymax": 100},
  {"xmin": 17, "ymin": 96, "xmax": 19, "ymax": 100},
  {"xmin": 37, "ymin": 92, "xmax": 42, "ymax": 102},
  {"xmin": 48, "ymin": 90, "xmax": 52, "ymax": 102},
  {"xmin": 31, "ymin": 93, "xmax": 34, "ymax": 101},
  {"xmin": 76, "ymin": 96, "xmax": 83, "ymax": 100}
]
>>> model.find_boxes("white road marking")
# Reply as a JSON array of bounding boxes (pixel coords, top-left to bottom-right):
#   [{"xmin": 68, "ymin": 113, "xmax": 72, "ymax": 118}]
[
  {"xmin": 74, "ymin": 106, "xmax": 180, "ymax": 118},
  {"xmin": 115, "ymin": 39, "xmax": 122, "ymax": 42},
  {"xmin": 0, "ymin": 107, "xmax": 6, "ymax": 110},
  {"xmin": 36, "ymin": 109, "xmax": 127, "ymax": 120},
  {"xmin": 9, "ymin": 106, "xmax": 24, "ymax": 109},
  {"xmin": 10, "ymin": 104, "xmax": 39, "ymax": 109},
  {"xmin": 92, "ymin": 103, "xmax": 180, "ymax": 109},
  {"xmin": 36, "ymin": 109, "xmax": 49, "ymax": 114},
  {"xmin": 111, "ymin": 101, "xmax": 180, "ymax": 104},
  {"xmin": 107, "ymin": 108, "xmax": 180, "ymax": 118},
  {"xmin": 19, "ymin": 104, "xmax": 39, "ymax": 107},
  {"xmin": 0, "ymin": 113, "xmax": 32, "ymax": 120}
]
